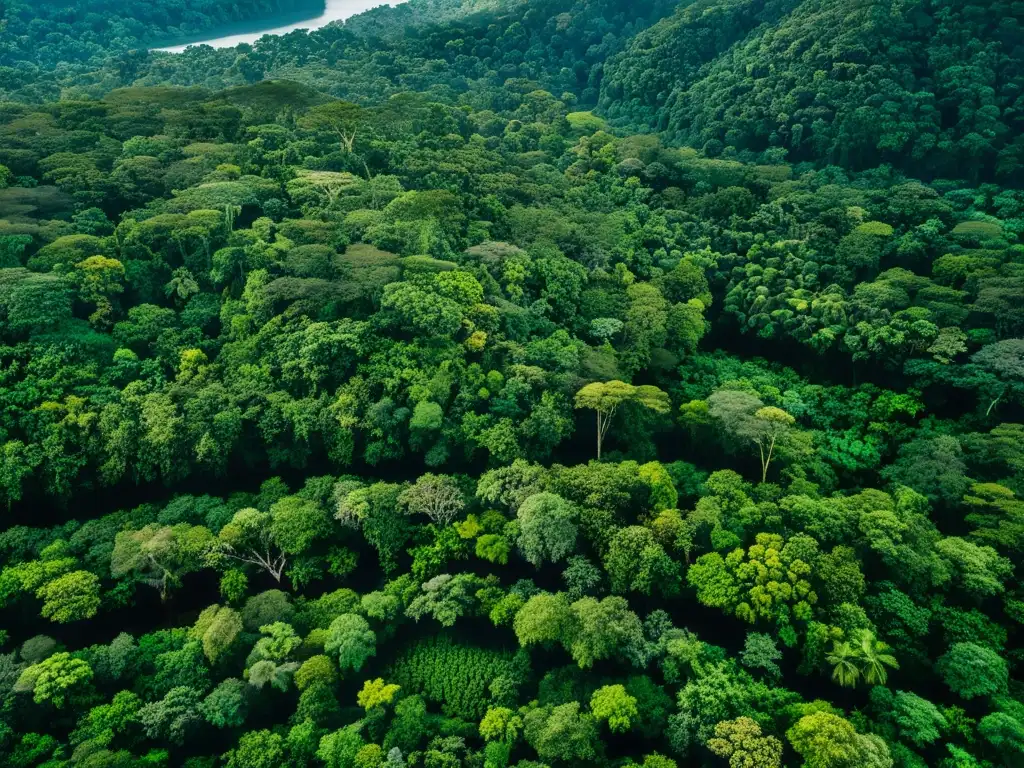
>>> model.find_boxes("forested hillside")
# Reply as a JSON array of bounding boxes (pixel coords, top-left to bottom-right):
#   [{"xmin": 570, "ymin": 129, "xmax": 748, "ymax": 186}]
[
  {"xmin": 601, "ymin": 0, "xmax": 1024, "ymax": 182},
  {"xmin": 0, "ymin": 0, "xmax": 327, "ymax": 68},
  {"xmin": 0, "ymin": 1, "xmax": 1022, "ymax": 767},
  {"xmin": 0, "ymin": 0, "xmax": 679, "ymax": 105}
]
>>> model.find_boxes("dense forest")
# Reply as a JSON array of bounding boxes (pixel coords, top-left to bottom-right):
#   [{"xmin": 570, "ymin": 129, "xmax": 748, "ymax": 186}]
[{"xmin": 0, "ymin": 0, "xmax": 1022, "ymax": 767}]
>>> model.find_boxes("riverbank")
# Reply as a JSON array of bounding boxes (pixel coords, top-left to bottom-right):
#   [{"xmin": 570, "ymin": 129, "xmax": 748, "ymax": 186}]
[{"xmin": 154, "ymin": 0, "xmax": 394, "ymax": 52}]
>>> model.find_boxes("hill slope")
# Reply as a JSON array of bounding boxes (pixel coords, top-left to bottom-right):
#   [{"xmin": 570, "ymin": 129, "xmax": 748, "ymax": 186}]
[{"xmin": 600, "ymin": 0, "xmax": 1024, "ymax": 181}]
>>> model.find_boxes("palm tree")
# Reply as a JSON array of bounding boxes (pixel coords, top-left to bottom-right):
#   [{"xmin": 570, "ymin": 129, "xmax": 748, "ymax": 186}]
[
  {"xmin": 856, "ymin": 630, "xmax": 899, "ymax": 686},
  {"xmin": 826, "ymin": 640, "xmax": 860, "ymax": 688},
  {"xmin": 164, "ymin": 267, "xmax": 199, "ymax": 304}
]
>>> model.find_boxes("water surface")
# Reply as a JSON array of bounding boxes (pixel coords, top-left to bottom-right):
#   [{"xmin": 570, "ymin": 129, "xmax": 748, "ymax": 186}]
[{"xmin": 156, "ymin": 0, "xmax": 398, "ymax": 52}]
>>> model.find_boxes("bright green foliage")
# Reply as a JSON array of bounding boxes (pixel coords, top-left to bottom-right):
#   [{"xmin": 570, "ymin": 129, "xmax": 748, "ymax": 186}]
[
  {"xmin": 638, "ymin": 461, "xmax": 678, "ymax": 511},
  {"xmin": 249, "ymin": 622, "xmax": 301, "ymax": 665},
  {"xmin": 590, "ymin": 685, "xmax": 638, "ymax": 733},
  {"xmin": 325, "ymin": 614, "xmax": 376, "ymax": 673},
  {"xmin": 246, "ymin": 622, "xmax": 301, "ymax": 692},
  {"xmin": 318, "ymin": 725, "xmax": 365, "ymax": 768},
  {"xmin": 480, "ymin": 706, "xmax": 522, "ymax": 743},
  {"xmin": 219, "ymin": 571, "xmax": 248, "ymax": 604},
  {"xmin": 826, "ymin": 630, "xmax": 899, "ymax": 688},
  {"xmin": 15, "ymin": 652, "xmax": 93, "ymax": 708},
  {"xmin": 523, "ymin": 702, "xmax": 600, "ymax": 764},
  {"xmin": 934, "ymin": 537, "xmax": 1013, "ymax": 599},
  {"xmin": 70, "ymin": 688, "xmax": 141, "ymax": 747},
  {"xmin": 567, "ymin": 596, "xmax": 644, "ymax": 669},
  {"xmin": 190, "ymin": 605, "xmax": 243, "ymax": 663},
  {"xmin": 268, "ymin": 495, "xmax": 331, "ymax": 556},
  {"xmin": 475, "ymin": 534, "xmax": 511, "ymax": 565},
  {"xmin": 706, "ymin": 717, "xmax": 783, "ymax": 768},
  {"xmin": 786, "ymin": 712, "xmax": 893, "ymax": 768},
  {"xmin": 295, "ymin": 655, "xmax": 337, "ymax": 691},
  {"xmin": 978, "ymin": 710, "xmax": 1024, "ymax": 763},
  {"xmin": 688, "ymin": 533, "xmax": 817, "ymax": 626},
  {"xmin": 225, "ymin": 729, "xmax": 286, "ymax": 768},
  {"xmin": 514, "ymin": 592, "xmax": 574, "ymax": 647},
  {"xmin": 889, "ymin": 690, "xmax": 947, "ymax": 748},
  {"xmin": 36, "ymin": 570, "xmax": 101, "ymax": 623},
  {"xmin": 356, "ymin": 678, "xmax": 400, "ymax": 711}
]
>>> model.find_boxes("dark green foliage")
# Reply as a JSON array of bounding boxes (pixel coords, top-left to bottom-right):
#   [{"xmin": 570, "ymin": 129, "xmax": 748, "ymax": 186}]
[
  {"xmin": 0, "ymin": 2, "xmax": 1021, "ymax": 768},
  {"xmin": 388, "ymin": 636, "xmax": 523, "ymax": 721},
  {"xmin": 602, "ymin": 0, "xmax": 1024, "ymax": 182}
]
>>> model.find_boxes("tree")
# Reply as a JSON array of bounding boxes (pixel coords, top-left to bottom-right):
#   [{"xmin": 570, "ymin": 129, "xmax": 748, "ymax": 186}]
[
  {"xmin": 249, "ymin": 622, "xmax": 301, "ymax": 665},
  {"xmin": 300, "ymin": 101, "xmax": 367, "ymax": 154},
  {"xmin": 786, "ymin": 712, "xmax": 893, "ymax": 768},
  {"xmin": 978, "ymin": 711, "xmax": 1024, "ymax": 764},
  {"xmin": 357, "ymin": 678, "xmax": 400, "ymax": 711},
  {"xmin": 935, "ymin": 536, "xmax": 1013, "ymax": 599},
  {"xmin": 405, "ymin": 573, "xmax": 481, "ymax": 627},
  {"xmin": 212, "ymin": 508, "xmax": 287, "ymax": 582},
  {"xmin": 938, "ymin": 643, "xmax": 1009, "ymax": 699},
  {"xmin": 856, "ymin": 630, "xmax": 899, "ymax": 686},
  {"xmin": 111, "ymin": 524, "xmax": 214, "ymax": 601},
  {"xmin": 516, "ymin": 492, "xmax": 578, "ymax": 567},
  {"xmin": 827, "ymin": 640, "xmax": 861, "ymax": 688},
  {"xmin": 890, "ymin": 691, "xmax": 947, "ymax": 747},
  {"xmin": 398, "ymin": 474, "xmax": 465, "ymax": 526},
  {"xmin": 295, "ymin": 656, "xmax": 338, "ymax": 691},
  {"xmin": 708, "ymin": 390, "xmax": 800, "ymax": 482},
  {"xmin": 325, "ymin": 614, "xmax": 377, "ymax": 673},
  {"xmin": 70, "ymin": 688, "xmax": 141, "ymax": 747},
  {"xmin": 202, "ymin": 678, "xmax": 249, "ymax": 728},
  {"xmin": 480, "ymin": 706, "xmax": 523, "ymax": 743},
  {"xmin": 604, "ymin": 526, "xmax": 679, "ymax": 596},
  {"xmin": 136, "ymin": 686, "xmax": 203, "ymax": 744},
  {"xmin": 707, "ymin": 717, "xmax": 783, "ymax": 768},
  {"xmin": 523, "ymin": 702, "xmax": 600, "ymax": 764},
  {"xmin": 562, "ymin": 555, "xmax": 603, "ymax": 600},
  {"xmin": 241, "ymin": 590, "xmax": 294, "ymax": 631},
  {"xmin": 971, "ymin": 339, "xmax": 1024, "ymax": 415},
  {"xmin": 226, "ymin": 729, "xmax": 286, "ymax": 768},
  {"xmin": 36, "ymin": 570, "xmax": 101, "ymax": 623},
  {"xmin": 882, "ymin": 437, "xmax": 971, "ymax": 506},
  {"xmin": 15, "ymin": 652, "xmax": 93, "ymax": 708},
  {"xmin": 268, "ymin": 495, "xmax": 331, "ymax": 556},
  {"xmin": 514, "ymin": 592, "xmax": 574, "ymax": 648},
  {"xmin": 568, "ymin": 596, "xmax": 645, "ymax": 669},
  {"xmin": 190, "ymin": 605, "xmax": 243, "ymax": 663},
  {"xmin": 318, "ymin": 725, "xmax": 366, "ymax": 768},
  {"xmin": 740, "ymin": 633, "xmax": 782, "ymax": 683},
  {"xmin": 590, "ymin": 685, "xmax": 638, "ymax": 733},
  {"xmin": 687, "ymin": 533, "xmax": 817, "ymax": 627},
  {"xmin": 827, "ymin": 631, "xmax": 898, "ymax": 688},
  {"xmin": 574, "ymin": 381, "xmax": 670, "ymax": 459}
]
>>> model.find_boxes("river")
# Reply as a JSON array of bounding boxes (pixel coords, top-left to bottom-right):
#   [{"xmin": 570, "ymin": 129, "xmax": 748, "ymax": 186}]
[{"xmin": 155, "ymin": 0, "xmax": 401, "ymax": 53}]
